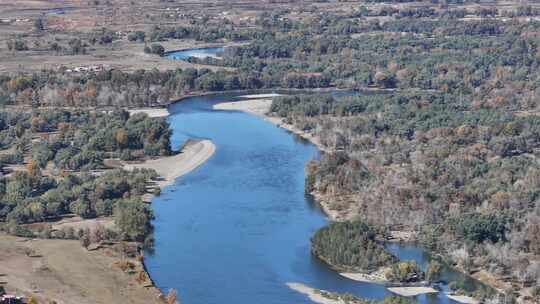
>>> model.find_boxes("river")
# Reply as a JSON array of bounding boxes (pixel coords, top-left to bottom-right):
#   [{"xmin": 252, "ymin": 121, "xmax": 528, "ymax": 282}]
[
  {"xmin": 166, "ymin": 47, "xmax": 224, "ymax": 61},
  {"xmin": 151, "ymin": 46, "xmax": 489, "ymax": 303},
  {"xmin": 143, "ymin": 92, "xmax": 492, "ymax": 304}
]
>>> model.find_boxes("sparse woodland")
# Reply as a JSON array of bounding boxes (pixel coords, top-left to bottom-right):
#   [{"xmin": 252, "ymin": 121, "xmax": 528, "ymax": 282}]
[
  {"xmin": 272, "ymin": 91, "xmax": 540, "ymax": 297},
  {"xmin": 2, "ymin": 1, "xmax": 540, "ymax": 302},
  {"xmin": 0, "ymin": 109, "xmax": 172, "ymax": 244},
  {"xmin": 243, "ymin": 5, "xmax": 540, "ymax": 301}
]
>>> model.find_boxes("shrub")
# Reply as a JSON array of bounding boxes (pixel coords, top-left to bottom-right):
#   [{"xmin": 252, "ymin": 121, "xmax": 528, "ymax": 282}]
[{"xmin": 386, "ymin": 261, "xmax": 425, "ymax": 283}]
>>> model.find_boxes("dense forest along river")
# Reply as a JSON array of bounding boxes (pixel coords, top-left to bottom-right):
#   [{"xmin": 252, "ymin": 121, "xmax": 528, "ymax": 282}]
[
  {"xmin": 166, "ymin": 47, "xmax": 224, "ymax": 61},
  {"xmin": 145, "ymin": 93, "xmax": 487, "ymax": 304}
]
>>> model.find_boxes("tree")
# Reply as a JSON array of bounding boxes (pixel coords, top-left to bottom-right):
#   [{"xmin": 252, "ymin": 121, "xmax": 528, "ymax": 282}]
[
  {"xmin": 426, "ymin": 260, "xmax": 442, "ymax": 281},
  {"xmin": 7, "ymin": 39, "xmax": 28, "ymax": 51},
  {"xmin": 526, "ymin": 215, "xmax": 540, "ymax": 254},
  {"xmin": 34, "ymin": 18, "xmax": 45, "ymax": 31},
  {"xmin": 27, "ymin": 296, "xmax": 38, "ymax": 304},
  {"xmin": 4, "ymin": 172, "xmax": 31, "ymax": 205},
  {"xmin": 31, "ymin": 143, "xmax": 53, "ymax": 168},
  {"xmin": 128, "ymin": 31, "xmax": 146, "ymax": 42},
  {"xmin": 80, "ymin": 233, "xmax": 91, "ymax": 249},
  {"xmin": 386, "ymin": 261, "xmax": 425, "ymax": 283},
  {"xmin": 311, "ymin": 221, "xmax": 396, "ymax": 272},
  {"xmin": 149, "ymin": 43, "xmax": 165, "ymax": 57},
  {"xmin": 114, "ymin": 198, "xmax": 152, "ymax": 241},
  {"xmin": 374, "ymin": 71, "xmax": 396, "ymax": 88},
  {"xmin": 115, "ymin": 129, "xmax": 128, "ymax": 148},
  {"xmin": 70, "ymin": 198, "xmax": 93, "ymax": 218},
  {"xmin": 450, "ymin": 213, "xmax": 507, "ymax": 243},
  {"xmin": 26, "ymin": 160, "xmax": 43, "ymax": 188}
]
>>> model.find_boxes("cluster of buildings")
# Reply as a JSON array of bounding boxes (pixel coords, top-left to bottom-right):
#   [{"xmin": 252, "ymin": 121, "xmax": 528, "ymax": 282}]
[
  {"xmin": 64, "ymin": 64, "xmax": 109, "ymax": 73},
  {"xmin": 0, "ymin": 294, "xmax": 25, "ymax": 304},
  {"xmin": 0, "ymin": 19, "xmax": 30, "ymax": 24}
]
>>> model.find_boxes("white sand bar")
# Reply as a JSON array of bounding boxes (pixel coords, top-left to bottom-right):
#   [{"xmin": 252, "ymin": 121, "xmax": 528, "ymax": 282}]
[
  {"xmin": 287, "ymin": 283, "xmax": 346, "ymax": 304},
  {"xmin": 387, "ymin": 286, "xmax": 438, "ymax": 297},
  {"xmin": 189, "ymin": 53, "xmax": 221, "ymax": 59},
  {"xmin": 128, "ymin": 108, "xmax": 170, "ymax": 118},
  {"xmin": 213, "ymin": 98, "xmax": 329, "ymax": 152},
  {"xmin": 125, "ymin": 139, "xmax": 216, "ymax": 188},
  {"xmin": 340, "ymin": 268, "xmax": 388, "ymax": 283},
  {"xmin": 214, "ymin": 98, "xmax": 271, "ymax": 116},
  {"xmin": 239, "ymin": 93, "xmax": 283, "ymax": 99},
  {"xmin": 447, "ymin": 294, "xmax": 479, "ymax": 304}
]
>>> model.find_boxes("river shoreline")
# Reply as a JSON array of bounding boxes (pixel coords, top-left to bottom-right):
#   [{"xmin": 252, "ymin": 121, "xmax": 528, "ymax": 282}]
[
  {"xmin": 0, "ymin": 125, "xmax": 216, "ymax": 303},
  {"xmin": 163, "ymin": 41, "xmax": 248, "ymax": 57},
  {"xmin": 125, "ymin": 139, "xmax": 216, "ymax": 190},
  {"xmin": 213, "ymin": 96, "xmax": 394, "ymax": 289},
  {"xmin": 128, "ymin": 90, "xmax": 502, "ymax": 304},
  {"xmin": 128, "ymin": 107, "xmax": 170, "ymax": 118},
  {"xmin": 167, "ymin": 87, "xmax": 353, "ymax": 107},
  {"xmin": 211, "ymin": 94, "xmax": 497, "ymax": 303},
  {"xmin": 287, "ymin": 283, "xmax": 348, "ymax": 304},
  {"xmin": 339, "ymin": 269, "xmax": 388, "ymax": 284},
  {"xmin": 0, "ymin": 234, "xmax": 164, "ymax": 304},
  {"xmin": 211, "ymin": 96, "xmax": 420, "ymax": 295},
  {"xmin": 212, "ymin": 95, "xmax": 330, "ymax": 152},
  {"xmin": 212, "ymin": 95, "xmax": 346, "ymax": 222},
  {"xmin": 125, "ymin": 139, "xmax": 216, "ymax": 300}
]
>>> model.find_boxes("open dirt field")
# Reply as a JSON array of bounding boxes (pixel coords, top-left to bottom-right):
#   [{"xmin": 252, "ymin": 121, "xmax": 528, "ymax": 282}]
[
  {"xmin": 50, "ymin": 216, "xmax": 116, "ymax": 232},
  {"xmin": 0, "ymin": 39, "xmax": 236, "ymax": 73},
  {"xmin": 0, "ymin": 234, "xmax": 163, "ymax": 304},
  {"xmin": 0, "ymin": 138, "xmax": 217, "ymax": 303}
]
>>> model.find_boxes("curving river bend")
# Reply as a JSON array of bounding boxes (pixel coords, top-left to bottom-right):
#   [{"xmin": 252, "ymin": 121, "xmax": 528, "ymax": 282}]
[
  {"xmin": 146, "ymin": 48, "xmax": 489, "ymax": 304},
  {"xmin": 144, "ymin": 93, "xmax": 490, "ymax": 304}
]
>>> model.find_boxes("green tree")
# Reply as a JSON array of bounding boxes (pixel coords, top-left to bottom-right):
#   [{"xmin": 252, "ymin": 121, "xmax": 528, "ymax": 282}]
[
  {"xmin": 311, "ymin": 221, "xmax": 396, "ymax": 272},
  {"xmin": 426, "ymin": 260, "xmax": 442, "ymax": 281},
  {"xmin": 386, "ymin": 261, "xmax": 425, "ymax": 283},
  {"xmin": 34, "ymin": 18, "xmax": 44, "ymax": 31},
  {"xmin": 114, "ymin": 198, "xmax": 152, "ymax": 242}
]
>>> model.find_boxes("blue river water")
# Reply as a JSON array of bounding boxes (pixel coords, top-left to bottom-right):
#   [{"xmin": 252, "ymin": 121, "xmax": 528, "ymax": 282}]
[
  {"xmin": 166, "ymin": 47, "xmax": 224, "ymax": 61},
  {"xmin": 144, "ymin": 91, "xmax": 487, "ymax": 304}
]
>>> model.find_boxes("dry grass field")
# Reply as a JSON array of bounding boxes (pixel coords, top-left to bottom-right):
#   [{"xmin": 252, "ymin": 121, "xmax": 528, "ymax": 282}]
[
  {"xmin": 2, "ymin": 0, "xmax": 537, "ymax": 73},
  {"xmin": 0, "ymin": 234, "xmax": 162, "ymax": 304}
]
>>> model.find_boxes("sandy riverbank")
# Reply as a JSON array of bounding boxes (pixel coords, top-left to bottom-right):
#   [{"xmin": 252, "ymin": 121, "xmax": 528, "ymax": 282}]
[
  {"xmin": 125, "ymin": 139, "xmax": 216, "ymax": 189},
  {"xmin": 289, "ymin": 282, "xmax": 440, "ymax": 304},
  {"xmin": 215, "ymin": 95, "xmax": 488, "ymax": 303},
  {"xmin": 128, "ymin": 108, "xmax": 170, "ymax": 118},
  {"xmin": 213, "ymin": 96, "xmax": 346, "ymax": 223},
  {"xmin": 447, "ymin": 294, "xmax": 479, "ymax": 304},
  {"xmin": 213, "ymin": 95, "xmax": 342, "ymax": 223},
  {"xmin": 240, "ymin": 93, "xmax": 283, "ymax": 99},
  {"xmin": 287, "ymin": 282, "xmax": 348, "ymax": 304},
  {"xmin": 213, "ymin": 95, "xmax": 329, "ymax": 153},
  {"xmin": 0, "ymin": 234, "xmax": 163, "ymax": 304},
  {"xmin": 339, "ymin": 267, "xmax": 388, "ymax": 283},
  {"xmin": 387, "ymin": 286, "xmax": 438, "ymax": 297},
  {"xmin": 0, "ymin": 140, "xmax": 216, "ymax": 303},
  {"xmin": 187, "ymin": 52, "xmax": 221, "ymax": 60}
]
